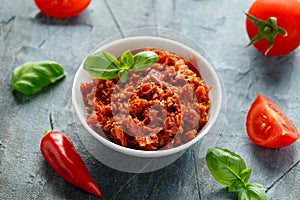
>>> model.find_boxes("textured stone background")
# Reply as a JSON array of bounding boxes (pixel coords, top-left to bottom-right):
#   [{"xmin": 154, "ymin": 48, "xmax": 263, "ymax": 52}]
[{"xmin": 1, "ymin": 0, "xmax": 300, "ymax": 199}]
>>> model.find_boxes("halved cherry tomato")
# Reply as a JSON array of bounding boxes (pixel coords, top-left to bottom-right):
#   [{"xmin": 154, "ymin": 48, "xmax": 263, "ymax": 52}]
[
  {"xmin": 34, "ymin": 0, "xmax": 91, "ymax": 18},
  {"xmin": 246, "ymin": 0, "xmax": 300, "ymax": 56},
  {"xmin": 246, "ymin": 93, "xmax": 300, "ymax": 148}
]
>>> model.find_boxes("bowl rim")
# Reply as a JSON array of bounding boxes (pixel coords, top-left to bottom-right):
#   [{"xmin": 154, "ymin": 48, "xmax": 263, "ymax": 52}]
[{"xmin": 72, "ymin": 35, "xmax": 223, "ymax": 158}]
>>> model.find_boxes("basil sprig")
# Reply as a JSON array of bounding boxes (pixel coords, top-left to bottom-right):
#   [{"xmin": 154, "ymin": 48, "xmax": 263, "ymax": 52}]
[
  {"xmin": 206, "ymin": 147, "xmax": 266, "ymax": 200},
  {"xmin": 11, "ymin": 61, "xmax": 66, "ymax": 95},
  {"xmin": 83, "ymin": 50, "xmax": 158, "ymax": 82}
]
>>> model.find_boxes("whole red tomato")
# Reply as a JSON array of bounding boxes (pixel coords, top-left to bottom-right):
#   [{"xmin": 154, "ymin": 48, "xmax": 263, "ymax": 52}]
[
  {"xmin": 246, "ymin": 0, "xmax": 300, "ymax": 56},
  {"xmin": 34, "ymin": 0, "xmax": 91, "ymax": 18},
  {"xmin": 246, "ymin": 94, "xmax": 300, "ymax": 148}
]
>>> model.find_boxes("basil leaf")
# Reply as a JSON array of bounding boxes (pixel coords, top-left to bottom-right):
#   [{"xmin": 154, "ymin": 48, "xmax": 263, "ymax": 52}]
[
  {"xmin": 240, "ymin": 168, "xmax": 252, "ymax": 184},
  {"xmin": 83, "ymin": 52, "xmax": 120, "ymax": 80},
  {"xmin": 227, "ymin": 169, "xmax": 252, "ymax": 192},
  {"xmin": 11, "ymin": 61, "xmax": 66, "ymax": 95},
  {"xmin": 83, "ymin": 50, "xmax": 158, "ymax": 82},
  {"xmin": 120, "ymin": 50, "xmax": 134, "ymax": 70},
  {"xmin": 118, "ymin": 70, "xmax": 129, "ymax": 83},
  {"xmin": 238, "ymin": 183, "xmax": 266, "ymax": 200},
  {"xmin": 228, "ymin": 179, "xmax": 244, "ymax": 192},
  {"xmin": 205, "ymin": 147, "xmax": 247, "ymax": 190},
  {"xmin": 133, "ymin": 51, "xmax": 158, "ymax": 72},
  {"xmin": 206, "ymin": 147, "xmax": 266, "ymax": 199}
]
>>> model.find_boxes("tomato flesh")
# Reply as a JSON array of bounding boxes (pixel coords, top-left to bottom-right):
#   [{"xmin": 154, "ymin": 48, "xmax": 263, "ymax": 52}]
[
  {"xmin": 246, "ymin": 0, "xmax": 300, "ymax": 56},
  {"xmin": 246, "ymin": 94, "xmax": 299, "ymax": 148},
  {"xmin": 35, "ymin": 0, "xmax": 91, "ymax": 18}
]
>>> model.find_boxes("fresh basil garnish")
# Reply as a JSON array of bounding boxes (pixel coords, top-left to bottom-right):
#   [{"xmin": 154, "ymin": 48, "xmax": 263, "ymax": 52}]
[
  {"xmin": 206, "ymin": 147, "xmax": 266, "ymax": 200},
  {"xmin": 11, "ymin": 61, "xmax": 66, "ymax": 95},
  {"xmin": 83, "ymin": 50, "xmax": 158, "ymax": 82},
  {"xmin": 83, "ymin": 52, "xmax": 120, "ymax": 80},
  {"xmin": 119, "ymin": 50, "xmax": 134, "ymax": 70},
  {"xmin": 132, "ymin": 51, "xmax": 159, "ymax": 72},
  {"xmin": 118, "ymin": 70, "xmax": 129, "ymax": 83}
]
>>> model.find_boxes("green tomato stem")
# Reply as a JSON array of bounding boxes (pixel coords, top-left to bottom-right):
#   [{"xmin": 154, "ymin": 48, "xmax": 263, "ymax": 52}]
[{"xmin": 246, "ymin": 12, "xmax": 287, "ymax": 55}]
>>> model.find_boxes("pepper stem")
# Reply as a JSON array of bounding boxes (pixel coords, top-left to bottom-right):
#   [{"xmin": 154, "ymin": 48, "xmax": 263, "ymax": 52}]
[
  {"xmin": 245, "ymin": 12, "xmax": 287, "ymax": 55},
  {"xmin": 44, "ymin": 130, "xmax": 52, "ymax": 135}
]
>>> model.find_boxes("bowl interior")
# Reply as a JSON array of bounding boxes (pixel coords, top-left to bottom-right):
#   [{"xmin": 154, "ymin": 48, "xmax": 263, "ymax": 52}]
[{"xmin": 72, "ymin": 36, "xmax": 223, "ymax": 158}]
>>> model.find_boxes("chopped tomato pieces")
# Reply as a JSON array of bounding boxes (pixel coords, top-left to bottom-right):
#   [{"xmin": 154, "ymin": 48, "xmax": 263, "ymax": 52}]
[{"xmin": 246, "ymin": 93, "xmax": 299, "ymax": 148}]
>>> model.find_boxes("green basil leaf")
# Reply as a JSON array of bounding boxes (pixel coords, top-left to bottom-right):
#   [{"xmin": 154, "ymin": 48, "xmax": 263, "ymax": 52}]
[
  {"xmin": 238, "ymin": 183, "xmax": 266, "ymax": 200},
  {"xmin": 132, "ymin": 51, "xmax": 158, "ymax": 72},
  {"xmin": 228, "ymin": 179, "xmax": 244, "ymax": 192},
  {"xmin": 120, "ymin": 50, "xmax": 134, "ymax": 70},
  {"xmin": 83, "ymin": 50, "xmax": 158, "ymax": 83},
  {"xmin": 118, "ymin": 70, "xmax": 129, "ymax": 83},
  {"xmin": 240, "ymin": 168, "xmax": 252, "ymax": 184},
  {"xmin": 205, "ymin": 147, "xmax": 247, "ymax": 190},
  {"xmin": 83, "ymin": 52, "xmax": 120, "ymax": 80},
  {"xmin": 11, "ymin": 61, "xmax": 66, "ymax": 95}
]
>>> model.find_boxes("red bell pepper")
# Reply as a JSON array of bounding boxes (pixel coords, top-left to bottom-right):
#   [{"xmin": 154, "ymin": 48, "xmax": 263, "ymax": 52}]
[{"xmin": 40, "ymin": 130, "xmax": 102, "ymax": 197}]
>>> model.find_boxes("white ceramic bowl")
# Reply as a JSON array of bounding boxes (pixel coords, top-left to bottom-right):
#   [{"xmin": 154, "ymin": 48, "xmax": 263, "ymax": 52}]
[{"xmin": 72, "ymin": 33, "xmax": 223, "ymax": 173}]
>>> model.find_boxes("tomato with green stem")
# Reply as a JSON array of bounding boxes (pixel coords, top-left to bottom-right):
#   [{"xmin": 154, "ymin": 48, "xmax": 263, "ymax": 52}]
[
  {"xmin": 34, "ymin": 0, "xmax": 91, "ymax": 18},
  {"xmin": 245, "ymin": 0, "xmax": 300, "ymax": 56},
  {"xmin": 246, "ymin": 93, "xmax": 300, "ymax": 148}
]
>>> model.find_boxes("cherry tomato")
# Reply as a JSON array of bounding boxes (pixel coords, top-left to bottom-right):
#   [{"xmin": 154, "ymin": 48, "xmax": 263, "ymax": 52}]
[
  {"xmin": 246, "ymin": 93, "xmax": 300, "ymax": 148},
  {"xmin": 34, "ymin": 0, "xmax": 91, "ymax": 18},
  {"xmin": 246, "ymin": 0, "xmax": 300, "ymax": 56}
]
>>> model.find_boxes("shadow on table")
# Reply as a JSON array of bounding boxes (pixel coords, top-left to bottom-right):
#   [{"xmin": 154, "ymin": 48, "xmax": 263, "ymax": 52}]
[
  {"xmin": 33, "ymin": 12, "xmax": 90, "ymax": 27},
  {"xmin": 84, "ymin": 148, "xmax": 202, "ymax": 200},
  {"xmin": 249, "ymin": 141, "xmax": 300, "ymax": 170},
  {"xmin": 249, "ymin": 141, "xmax": 300, "ymax": 193},
  {"xmin": 247, "ymin": 49, "xmax": 297, "ymax": 94}
]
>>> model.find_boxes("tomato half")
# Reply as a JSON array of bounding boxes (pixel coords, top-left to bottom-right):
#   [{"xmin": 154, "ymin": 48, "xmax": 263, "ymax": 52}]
[
  {"xmin": 246, "ymin": 94, "xmax": 300, "ymax": 148},
  {"xmin": 34, "ymin": 0, "xmax": 91, "ymax": 18},
  {"xmin": 246, "ymin": 0, "xmax": 300, "ymax": 56}
]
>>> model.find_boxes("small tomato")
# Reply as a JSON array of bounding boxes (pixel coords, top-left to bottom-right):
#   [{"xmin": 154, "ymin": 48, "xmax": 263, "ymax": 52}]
[
  {"xmin": 34, "ymin": 0, "xmax": 91, "ymax": 18},
  {"xmin": 246, "ymin": 93, "xmax": 300, "ymax": 148},
  {"xmin": 246, "ymin": 0, "xmax": 300, "ymax": 56}
]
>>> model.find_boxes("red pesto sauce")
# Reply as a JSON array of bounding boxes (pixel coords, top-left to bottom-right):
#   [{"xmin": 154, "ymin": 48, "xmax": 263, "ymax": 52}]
[{"xmin": 80, "ymin": 48, "xmax": 211, "ymax": 151}]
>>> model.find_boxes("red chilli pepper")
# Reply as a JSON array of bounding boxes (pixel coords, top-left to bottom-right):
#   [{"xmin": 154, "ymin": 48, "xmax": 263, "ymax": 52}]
[{"xmin": 40, "ymin": 130, "xmax": 102, "ymax": 197}]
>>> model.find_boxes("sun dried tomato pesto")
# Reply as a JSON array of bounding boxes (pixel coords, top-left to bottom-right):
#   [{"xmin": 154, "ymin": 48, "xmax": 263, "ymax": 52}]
[{"xmin": 80, "ymin": 49, "xmax": 210, "ymax": 150}]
